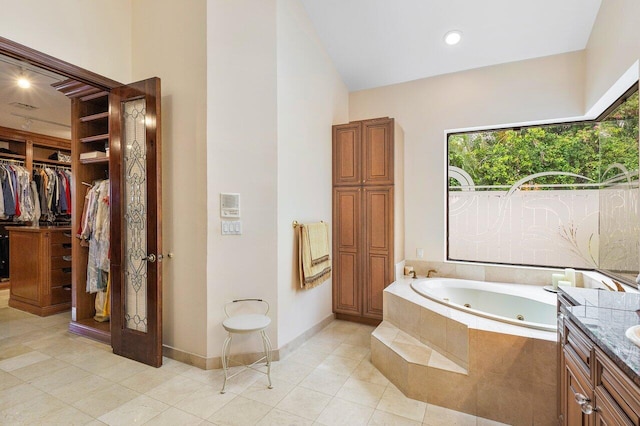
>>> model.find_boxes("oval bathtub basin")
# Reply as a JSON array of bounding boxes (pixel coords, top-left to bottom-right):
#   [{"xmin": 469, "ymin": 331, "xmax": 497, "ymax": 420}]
[{"xmin": 410, "ymin": 278, "xmax": 557, "ymax": 331}]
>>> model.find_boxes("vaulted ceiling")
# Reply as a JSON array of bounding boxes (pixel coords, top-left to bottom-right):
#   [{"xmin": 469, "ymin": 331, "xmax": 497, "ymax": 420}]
[
  {"xmin": 300, "ymin": 0, "xmax": 602, "ymax": 91},
  {"xmin": 0, "ymin": 1, "xmax": 604, "ymax": 138}
]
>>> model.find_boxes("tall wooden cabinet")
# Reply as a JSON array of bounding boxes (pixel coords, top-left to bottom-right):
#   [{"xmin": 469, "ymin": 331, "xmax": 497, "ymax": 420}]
[{"xmin": 332, "ymin": 117, "xmax": 397, "ymax": 324}]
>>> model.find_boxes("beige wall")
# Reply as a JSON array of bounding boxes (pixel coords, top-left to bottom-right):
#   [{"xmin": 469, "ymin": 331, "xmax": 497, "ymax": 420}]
[
  {"xmin": 132, "ymin": 0, "xmax": 208, "ymax": 357},
  {"xmin": 206, "ymin": 0, "xmax": 279, "ymax": 354},
  {"xmin": 585, "ymin": 0, "xmax": 640, "ymax": 110},
  {"xmin": 276, "ymin": 0, "xmax": 349, "ymax": 346},
  {"xmin": 350, "ymin": 52, "xmax": 586, "ymax": 262},
  {"xmin": 0, "ymin": 0, "xmax": 132, "ymax": 83}
]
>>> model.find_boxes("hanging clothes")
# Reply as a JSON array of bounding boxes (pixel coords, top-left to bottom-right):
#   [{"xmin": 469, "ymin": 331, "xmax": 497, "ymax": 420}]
[
  {"xmin": 0, "ymin": 163, "xmax": 37, "ymax": 222},
  {"xmin": 78, "ymin": 179, "xmax": 110, "ymax": 294},
  {"xmin": 32, "ymin": 166, "xmax": 72, "ymax": 223}
]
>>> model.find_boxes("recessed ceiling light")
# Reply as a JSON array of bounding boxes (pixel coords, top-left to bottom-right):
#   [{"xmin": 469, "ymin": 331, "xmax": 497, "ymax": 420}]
[
  {"xmin": 17, "ymin": 69, "xmax": 31, "ymax": 89},
  {"xmin": 17, "ymin": 77, "xmax": 30, "ymax": 89},
  {"xmin": 444, "ymin": 30, "xmax": 462, "ymax": 46}
]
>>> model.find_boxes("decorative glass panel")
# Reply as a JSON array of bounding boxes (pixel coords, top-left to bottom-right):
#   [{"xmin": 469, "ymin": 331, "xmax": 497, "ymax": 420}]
[
  {"xmin": 447, "ymin": 91, "xmax": 639, "ymax": 273},
  {"xmin": 123, "ymin": 98, "xmax": 148, "ymax": 332}
]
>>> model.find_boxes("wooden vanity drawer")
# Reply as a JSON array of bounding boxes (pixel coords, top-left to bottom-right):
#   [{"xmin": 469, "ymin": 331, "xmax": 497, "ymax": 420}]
[
  {"xmin": 565, "ymin": 320, "xmax": 594, "ymax": 378},
  {"xmin": 51, "ymin": 231, "xmax": 72, "ymax": 244},
  {"xmin": 51, "ymin": 243, "xmax": 72, "ymax": 257},
  {"xmin": 595, "ymin": 348, "xmax": 640, "ymax": 425}
]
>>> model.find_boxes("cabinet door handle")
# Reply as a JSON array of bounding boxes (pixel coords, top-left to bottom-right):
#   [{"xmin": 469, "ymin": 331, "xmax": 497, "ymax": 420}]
[{"xmin": 142, "ymin": 254, "xmax": 156, "ymax": 263}]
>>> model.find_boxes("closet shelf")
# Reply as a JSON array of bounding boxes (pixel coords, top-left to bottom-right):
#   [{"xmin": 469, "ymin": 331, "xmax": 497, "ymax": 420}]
[
  {"xmin": 0, "ymin": 153, "xmax": 26, "ymax": 161},
  {"xmin": 80, "ymin": 134, "xmax": 109, "ymax": 144},
  {"xmin": 80, "ymin": 157, "xmax": 109, "ymax": 165},
  {"xmin": 33, "ymin": 157, "xmax": 71, "ymax": 167},
  {"xmin": 79, "ymin": 112, "xmax": 109, "ymax": 122}
]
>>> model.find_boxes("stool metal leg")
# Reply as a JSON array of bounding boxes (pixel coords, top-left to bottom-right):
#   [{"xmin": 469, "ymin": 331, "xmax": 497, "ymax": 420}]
[
  {"xmin": 260, "ymin": 330, "xmax": 273, "ymax": 389},
  {"xmin": 220, "ymin": 333, "xmax": 232, "ymax": 394}
]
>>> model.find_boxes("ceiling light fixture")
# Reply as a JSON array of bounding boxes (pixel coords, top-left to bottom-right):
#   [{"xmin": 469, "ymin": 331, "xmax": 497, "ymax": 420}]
[
  {"xmin": 17, "ymin": 69, "xmax": 31, "ymax": 89},
  {"xmin": 444, "ymin": 30, "xmax": 462, "ymax": 46}
]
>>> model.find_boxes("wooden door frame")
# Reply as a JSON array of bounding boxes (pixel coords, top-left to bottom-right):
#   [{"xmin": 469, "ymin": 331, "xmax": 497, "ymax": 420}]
[{"xmin": 0, "ymin": 37, "xmax": 121, "ymax": 90}]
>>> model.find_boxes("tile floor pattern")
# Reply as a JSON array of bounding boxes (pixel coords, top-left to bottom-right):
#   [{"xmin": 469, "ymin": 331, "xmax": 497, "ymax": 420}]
[{"xmin": 0, "ymin": 307, "xmax": 509, "ymax": 425}]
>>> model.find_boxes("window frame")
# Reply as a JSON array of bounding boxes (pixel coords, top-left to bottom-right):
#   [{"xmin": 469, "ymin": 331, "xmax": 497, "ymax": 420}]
[{"xmin": 445, "ymin": 83, "xmax": 639, "ymax": 280}]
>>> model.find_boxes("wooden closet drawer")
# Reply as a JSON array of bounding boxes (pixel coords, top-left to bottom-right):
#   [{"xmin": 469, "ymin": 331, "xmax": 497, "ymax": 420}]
[
  {"xmin": 51, "ymin": 243, "xmax": 72, "ymax": 257},
  {"xmin": 51, "ymin": 232, "xmax": 72, "ymax": 244},
  {"xmin": 51, "ymin": 268, "xmax": 72, "ymax": 287},
  {"xmin": 51, "ymin": 286, "xmax": 71, "ymax": 305},
  {"xmin": 51, "ymin": 256, "xmax": 72, "ymax": 269}
]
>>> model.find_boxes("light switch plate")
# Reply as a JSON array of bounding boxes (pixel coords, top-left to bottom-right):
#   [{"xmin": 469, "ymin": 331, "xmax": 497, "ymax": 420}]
[{"xmin": 221, "ymin": 220, "xmax": 242, "ymax": 235}]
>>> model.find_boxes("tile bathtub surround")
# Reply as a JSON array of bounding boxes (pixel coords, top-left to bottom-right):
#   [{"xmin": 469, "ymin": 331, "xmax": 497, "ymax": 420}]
[
  {"xmin": 0, "ymin": 306, "xmax": 507, "ymax": 425},
  {"xmin": 377, "ymin": 280, "xmax": 558, "ymax": 426}
]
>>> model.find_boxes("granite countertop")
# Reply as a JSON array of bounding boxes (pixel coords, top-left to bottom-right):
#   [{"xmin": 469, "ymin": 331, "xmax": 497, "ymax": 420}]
[{"xmin": 560, "ymin": 287, "xmax": 640, "ymax": 386}]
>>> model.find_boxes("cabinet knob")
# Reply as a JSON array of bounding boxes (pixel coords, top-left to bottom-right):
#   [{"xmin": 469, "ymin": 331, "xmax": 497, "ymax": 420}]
[
  {"xmin": 142, "ymin": 253, "xmax": 156, "ymax": 263},
  {"xmin": 574, "ymin": 392, "xmax": 590, "ymax": 406},
  {"xmin": 581, "ymin": 403, "xmax": 594, "ymax": 415}
]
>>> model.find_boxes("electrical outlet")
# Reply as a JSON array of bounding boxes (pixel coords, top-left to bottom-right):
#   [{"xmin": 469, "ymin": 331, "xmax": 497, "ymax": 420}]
[{"xmin": 416, "ymin": 248, "xmax": 424, "ymax": 258}]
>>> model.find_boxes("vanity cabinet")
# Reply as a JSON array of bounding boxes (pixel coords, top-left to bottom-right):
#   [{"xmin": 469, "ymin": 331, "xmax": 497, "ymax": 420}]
[
  {"xmin": 559, "ymin": 311, "xmax": 640, "ymax": 425},
  {"xmin": 332, "ymin": 117, "xmax": 395, "ymax": 324},
  {"xmin": 561, "ymin": 317, "xmax": 595, "ymax": 426}
]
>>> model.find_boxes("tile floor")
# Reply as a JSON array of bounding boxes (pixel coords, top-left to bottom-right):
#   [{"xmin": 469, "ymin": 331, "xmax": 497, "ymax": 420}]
[{"xmin": 0, "ymin": 305, "xmax": 508, "ymax": 425}]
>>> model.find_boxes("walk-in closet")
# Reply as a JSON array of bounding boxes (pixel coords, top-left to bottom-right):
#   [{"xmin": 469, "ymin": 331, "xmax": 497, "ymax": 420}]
[
  {"xmin": 1, "ymin": 125, "xmax": 74, "ymax": 316},
  {"xmin": 0, "ymin": 36, "xmax": 164, "ymax": 368}
]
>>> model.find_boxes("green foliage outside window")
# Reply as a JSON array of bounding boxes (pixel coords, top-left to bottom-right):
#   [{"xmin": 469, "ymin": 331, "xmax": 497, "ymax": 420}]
[{"xmin": 448, "ymin": 91, "xmax": 639, "ymax": 189}]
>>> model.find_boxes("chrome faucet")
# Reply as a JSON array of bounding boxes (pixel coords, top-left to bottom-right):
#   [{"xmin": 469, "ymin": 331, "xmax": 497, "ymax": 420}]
[{"xmin": 427, "ymin": 269, "xmax": 437, "ymax": 278}]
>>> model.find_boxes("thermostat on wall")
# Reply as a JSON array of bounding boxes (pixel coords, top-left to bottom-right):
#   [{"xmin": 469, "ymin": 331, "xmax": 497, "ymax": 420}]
[{"xmin": 220, "ymin": 193, "xmax": 240, "ymax": 218}]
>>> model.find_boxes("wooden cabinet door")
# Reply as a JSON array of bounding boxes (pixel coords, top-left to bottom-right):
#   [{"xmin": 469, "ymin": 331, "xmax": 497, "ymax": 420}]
[
  {"xmin": 9, "ymin": 231, "xmax": 42, "ymax": 305},
  {"xmin": 110, "ymin": 77, "xmax": 163, "ymax": 368},
  {"xmin": 362, "ymin": 118, "xmax": 393, "ymax": 186},
  {"xmin": 594, "ymin": 389, "xmax": 633, "ymax": 426},
  {"xmin": 333, "ymin": 187, "xmax": 361, "ymax": 315},
  {"xmin": 333, "ymin": 123, "xmax": 362, "ymax": 186},
  {"xmin": 564, "ymin": 348, "xmax": 594, "ymax": 426},
  {"xmin": 363, "ymin": 186, "xmax": 394, "ymax": 318}
]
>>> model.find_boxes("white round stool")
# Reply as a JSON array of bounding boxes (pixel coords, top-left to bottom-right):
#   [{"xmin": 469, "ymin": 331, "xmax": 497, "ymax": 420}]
[{"xmin": 220, "ymin": 298, "xmax": 273, "ymax": 394}]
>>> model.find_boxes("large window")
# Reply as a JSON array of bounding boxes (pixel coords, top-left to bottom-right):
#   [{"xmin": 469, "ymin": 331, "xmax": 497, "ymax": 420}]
[{"xmin": 447, "ymin": 87, "xmax": 638, "ymax": 279}]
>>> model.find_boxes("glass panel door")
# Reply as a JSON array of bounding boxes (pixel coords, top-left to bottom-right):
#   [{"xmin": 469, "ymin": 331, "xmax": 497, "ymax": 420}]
[{"xmin": 110, "ymin": 77, "xmax": 162, "ymax": 367}]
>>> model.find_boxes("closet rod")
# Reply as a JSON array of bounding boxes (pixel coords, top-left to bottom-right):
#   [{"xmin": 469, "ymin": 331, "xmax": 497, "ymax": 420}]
[
  {"xmin": 32, "ymin": 161, "xmax": 71, "ymax": 170},
  {"xmin": 0, "ymin": 158, "xmax": 24, "ymax": 165}
]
